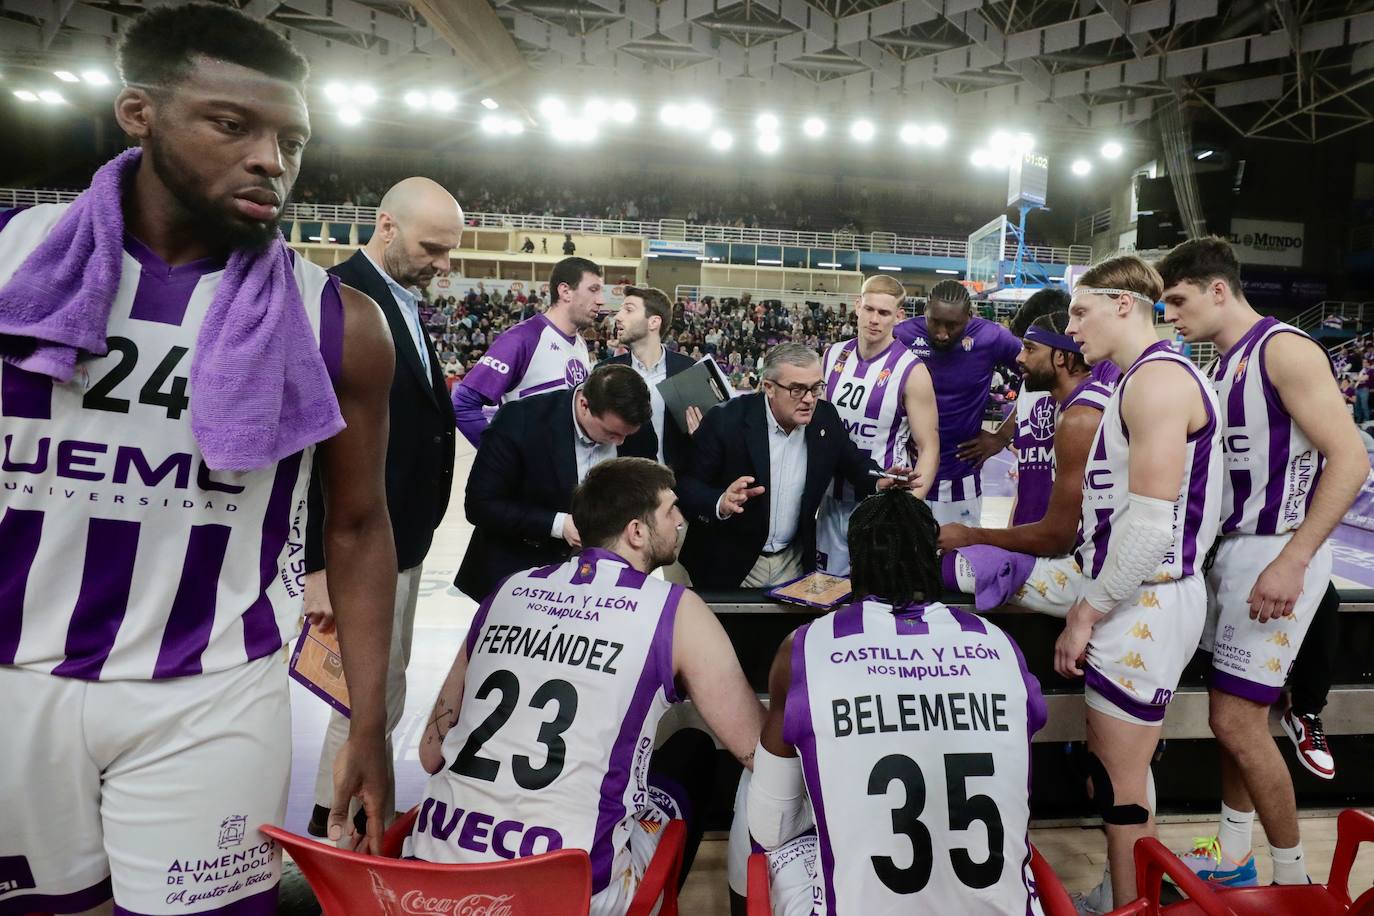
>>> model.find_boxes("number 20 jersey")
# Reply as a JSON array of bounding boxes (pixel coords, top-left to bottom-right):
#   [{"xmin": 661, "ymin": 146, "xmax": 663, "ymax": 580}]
[
  {"xmin": 411, "ymin": 548, "xmax": 682, "ymax": 907},
  {"xmin": 784, "ymin": 600, "xmax": 1047, "ymax": 916},
  {"xmin": 821, "ymin": 338, "xmax": 923, "ymax": 500},
  {"xmin": 0, "ymin": 204, "xmax": 338, "ymax": 681}
]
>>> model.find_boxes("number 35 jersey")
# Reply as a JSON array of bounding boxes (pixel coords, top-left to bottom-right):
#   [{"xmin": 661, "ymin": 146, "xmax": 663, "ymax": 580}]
[
  {"xmin": 784, "ymin": 600, "xmax": 1048, "ymax": 916},
  {"xmin": 0, "ymin": 204, "xmax": 338, "ymax": 681},
  {"xmin": 411, "ymin": 548, "xmax": 683, "ymax": 903}
]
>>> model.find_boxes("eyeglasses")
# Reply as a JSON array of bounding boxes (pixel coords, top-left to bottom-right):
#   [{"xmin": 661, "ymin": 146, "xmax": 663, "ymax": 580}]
[{"xmin": 768, "ymin": 380, "xmax": 826, "ymax": 400}]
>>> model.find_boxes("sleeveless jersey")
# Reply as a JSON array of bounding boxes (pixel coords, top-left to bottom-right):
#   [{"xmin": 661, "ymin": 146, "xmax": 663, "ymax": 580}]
[
  {"xmin": 0, "ymin": 204, "xmax": 339, "ymax": 681},
  {"xmin": 822, "ymin": 338, "xmax": 923, "ymax": 500},
  {"xmin": 784, "ymin": 599, "xmax": 1047, "ymax": 916},
  {"xmin": 1208, "ymin": 317, "xmax": 1324, "ymax": 536},
  {"xmin": 459, "ymin": 312, "xmax": 592, "ymax": 406},
  {"xmin": 1075, "ymin": 341, "xmax": 1222, "ymax": 582},
  {"xmin": 411, "ymin": 548, "xmax": 681, "ymax": 901}
]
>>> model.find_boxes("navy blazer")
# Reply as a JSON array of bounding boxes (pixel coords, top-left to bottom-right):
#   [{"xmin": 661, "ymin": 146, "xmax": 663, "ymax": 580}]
[{"xmin": 599, "ymin": 347, "xmax": 696, "ymax": 470}]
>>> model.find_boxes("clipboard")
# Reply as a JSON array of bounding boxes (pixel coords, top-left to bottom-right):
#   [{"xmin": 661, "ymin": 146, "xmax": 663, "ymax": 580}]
[
  {"xmin": 288, "ymin": 619, "xmax": 352, "ymax": 718},
  {"xmin": 659, "ymin": 355, "xmax": 734, "ymax": 434},
  {"xmin": 766, "ymin": 571, "xmax": 854, "ymax": 610}
]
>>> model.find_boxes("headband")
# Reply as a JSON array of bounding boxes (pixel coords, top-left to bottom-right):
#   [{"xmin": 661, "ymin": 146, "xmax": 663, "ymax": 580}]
[
  {"xmin": 1072, "ymin": 286, "xmax": 1157, "ymax": 307},
  {"xmin": 1024, "ymin": 326, "xmax": 1081, "ymax": 353}
]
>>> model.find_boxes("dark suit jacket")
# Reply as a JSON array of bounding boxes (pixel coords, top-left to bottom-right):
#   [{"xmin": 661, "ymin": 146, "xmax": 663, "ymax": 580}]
[
  {"xmin": 599, "ymin": 348, "xmax": 696, "ymax": 470},
  {"xmin": 305, "ymin": 250, "xmax": 456, "ymax": 574},
  {"xmin": 455, "ymin": 388, "xmax": 656, "ymax": 601},
  {"xmin": 676, "ymin": 393, "xmax": 881, "ymax": 589}
]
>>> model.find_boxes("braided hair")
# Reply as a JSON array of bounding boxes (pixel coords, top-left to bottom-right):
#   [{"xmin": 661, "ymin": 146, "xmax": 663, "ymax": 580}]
[
  {"xmin": 1030, "ymin": 311, "xmax": 1088, "ymax": 374},
  {"xmin": 927, "ymin": 279, "xmax": 972, "ymax": 311},
  {"xmin": 847, "ymin": 490, "xmax": 942, "ymax": 607},
  {"xmin": 1009, "ymin": 287, "xmax": 1070, "ymax": 337}
]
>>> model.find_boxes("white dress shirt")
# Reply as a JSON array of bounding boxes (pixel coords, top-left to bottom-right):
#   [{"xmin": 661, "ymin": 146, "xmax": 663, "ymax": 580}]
[
  {"xmin": 630, "ymin": 345, "xmax": 669, "ymax": 463},
  {"xmin": 717, "ymin": 394, "xmax": 808, "ymax": 553},
  {"xmin": 551, "ymin": 386, "xmax": 616, "ymax": 538},
  {"xmin": 362, "ymin": 249, "xmax": 430, "ymax": 375}
]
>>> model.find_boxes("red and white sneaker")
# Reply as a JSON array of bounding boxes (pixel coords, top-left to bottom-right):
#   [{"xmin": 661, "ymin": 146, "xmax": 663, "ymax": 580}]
[{"xmin": 1282, "ymin": 710, "xmax": 1335, "ymax": 780}]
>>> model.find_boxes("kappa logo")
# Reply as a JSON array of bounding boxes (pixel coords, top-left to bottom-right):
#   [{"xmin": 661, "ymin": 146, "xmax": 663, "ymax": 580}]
[
  {"xmin": 1263, "ymin": 657, "xmax": 1283, "ymax": 673},
  {"xmin": 1116, "ymin": 677, "xmax": 1137, "ymax": 694},
  {"xmin": 1136, "ymin": 591, "xmax": 1161, "ymax": 609},
  {"xmin": 1118, "ymin": 651, "xmax": 1148, "ymax": 671},
  {"xmin": 1051, "ymin": 570, "xmax": 1069, "ymax": 589},
  {"xmin": 1028, "ymin": 579, "xmax": 1049, "ymax": 598},
  {"xmin": 1128, "ymin": 622, "xmax": 1155, "ymax": 641},
  {"xmin": 1267, "ymin": 631, "xmax": 1291, "ymax": 647}
]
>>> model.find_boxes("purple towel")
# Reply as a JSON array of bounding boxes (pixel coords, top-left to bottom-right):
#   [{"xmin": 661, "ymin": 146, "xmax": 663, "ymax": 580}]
[
  {"xmin": 943, "ymin": 544, "xmax": 1037, "ymax": 612},
  {"xmin": 0, "ymin": 148, "xmax": 343, "ymax": 471}
]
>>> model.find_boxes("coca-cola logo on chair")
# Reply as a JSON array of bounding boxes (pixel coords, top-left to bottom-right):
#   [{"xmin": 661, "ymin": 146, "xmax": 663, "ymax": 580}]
[{"xmin": 401, "ymin": 892, "xmax": 516, "ymax": 916}]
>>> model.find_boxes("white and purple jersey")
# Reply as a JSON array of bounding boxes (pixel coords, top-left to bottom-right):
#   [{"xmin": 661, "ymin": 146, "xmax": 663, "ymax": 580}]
[
  {"xmin": 822, "ymin": 338, "xmax": 923, "ymax": 500},
  {"xmin": 457, "ymin": 313, "xmax": 591, "ymax": 407},
  {"xmin": 410, "ymin": 548, "xmax": 682, "ymax": 907},
  {"xmin": 1076, "ymin": 342, "xmax": 1222, "ymax": 582},
  {"xmin": 1209, "ymin": 317, "xmax": 1324, "ymax": 537},
  {"xmin": 784, "ymin": 599, "xmax": 1046, "ymax": 916},
  {"xmin": 894, "ymin": 316, "xmax": 1022, "ymax": 501},
  {"xmin": 0, "ymin": 204, "xmax": 340, "ymax": 681}
]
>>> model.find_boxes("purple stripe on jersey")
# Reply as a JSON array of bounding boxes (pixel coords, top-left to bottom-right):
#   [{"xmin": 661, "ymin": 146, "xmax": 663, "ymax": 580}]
[
  {"xmin": 589, "ymin": 590, "xmax": 680, "ymax": 892},
  {"xmin": 824, "ymin": 341, "xmax": 856, "ymax": 401},
  {"xmin": 950, "ymin": 607, "xmax": 988, "ymax": 634},
  {"xmin": 781, "ymin": 623, "xmax": 839, "ymax": 913},
  {"xmin": 1220, "ymin": 340, "xmax": 1252, "ymax": 535},
  {"xmin": 950, "ymin": 475, "xmax": 966, "ymax": 501},
  {"xmin": 51, "ymin": 518, "xmax": 141, "ymax": 680},
  {"xmin": 1256, "ymin": 344, "xmax": 1294, "ymax": 535},
  {"xmin": 0, "ymin": 876, "xmax": 113, "ymax": 914},
  {"xmin": 463, "ymin": 580, "xmax": 505, "ymax": 657},
  {"xmin": 240, "ymin": 452, "xmax": 303, "ymax": 661},
  {"xmin": 1209, "ymin": 668, "xmax": 1282, "ymax": 705},
  {"xmin": 113, "ymin": 884, "xmax": 278, "ymax": 915},
  {"xmin": 1, "ymin": 361, "xmax": 53, "ymax": 419},
  {"xmin": 319, "ymin": 275, "xmax": 345, "ymax": 386},
  {"xmin": 0, "ymin": 205, "xmax": 31, "ymax": 234},
  {"xmin": 1181, "ymin": 389, "xmax": 1217, "ymax": 575},
  {"xmin": 1006, "ymin": 635, "xmax": 1048, "ymax": 736},
  {"xmin": 1087, "ymin": 508, "xmax": 1112, "ymax": 578},
  {"xmin": 615, "ymin": 564, "xmax": 647, "ymax": 589},
  {"xmin": 1083, "ymin": 666, "xmax": 1166, "ymax": 722},
  {"xmin": 0, "ymin": 508, "xmax": 43, "ymax": 664},
  {"xmin": 128, "ymin": 264, "xmax": 201, "ymax": 326},
  {"xmin": 862, "ymin": 345, "xmax": 905, "ymax": 421},
  {"xmin": 527, "ymin": 563, "xmax": 560, "ymax": 579},
  {"xmin": 153, "ymin": 523, "xmax": 232, "ymax": 678},
  {"xmin": 894, "ymin": 605, "xmax": 931, "ymax": 635},
  {"xmin": 517, "ymin": 377, "xmax": 567, "ymax": 398},
  {"xmin": 832, "ymin": 601, "xmax": 865, "ymax": 637},
  {"xmin": 781, "ymin": 623, "xmax": 814, "ymax": 750},
  {"xmin": 656, "ymin": 585, "xmax": 684, "ymax": 702}
]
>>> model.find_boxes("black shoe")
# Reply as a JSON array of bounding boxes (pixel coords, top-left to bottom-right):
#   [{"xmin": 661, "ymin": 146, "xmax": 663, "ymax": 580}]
[{"xmin": 307, "ymin": 804, "xmax": 331, "ymax": 838}]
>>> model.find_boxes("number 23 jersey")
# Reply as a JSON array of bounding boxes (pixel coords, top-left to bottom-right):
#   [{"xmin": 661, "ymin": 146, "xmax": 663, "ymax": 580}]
[
  {"xmin": 784, "ymin": 600, "xmax": 1047, "ymax": 915},
  {"xmin": 411, "ymin": 547, "xmax": 683, "ymax": 905}
]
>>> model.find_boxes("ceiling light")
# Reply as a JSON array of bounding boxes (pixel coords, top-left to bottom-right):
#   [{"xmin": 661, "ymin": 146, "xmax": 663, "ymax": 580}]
[
  {"xmin": 709, "ymin": 129, "xmax": 733, "ymax": 151},
  {"xmin": 337, "ymin": 107, "xmax": 362, "ymax": 125},
  {"xmin": 802, "ymin": 117, "xmax": 826, "ymax": 138},
  {"xmin": 481, "ymin": 114, "xmax": 505, "ymax": 135},
  {"xmin": 610, "ymin": 100, "xmax": 636, "ymax": 123},
  {"xmin": 323, "ymin": 82, "xmax": 348, "ymax": 104},
  {"xmin": 404, "ymin": 90, "xmax": 427, "ymax": 110},
  {"xmin": 990, "ymin": 129, "xmax": 1013, "ymax": 150},
  {"xmin": 1014, "ymin": 131, "xmax": 1035, "ymax": 152},
  {"xmin": 816, "ymin": 261, "xmax": 841, "ymax": 268},
  {"xmin": 504, "ymin": 119, "xmax": 525, "ymax": 135},
  {"xmin": 659, "ymin": 104, "xmax": 683, "ymax": 127},
  {"xmin": 877, "ymin": 265, "xmax": 901, "ymax": 271},
  {"xmin": 351, "ymin": 85, "xmax": 377, "ymax": 106},
  {"xmin": 758, "ymin": 133, "xmax": 780, "ymax": 154},
  {"xmin": 682, "ymin": 102, "xmax": 712, "ymax": 130},
  {"xmin": 899, "ymin": 124, "xmax": 921, "ymax": 145},
  {"xmin": 539, "ymin": 97, "xmax": 566, "ymax": 118},
  {"xmin": 481, "ymin": 97, "xmax": 499, "ymax": 110},
  {"xmin": 430, "ymin": 90, "xmax": 456, "ymax": 112},
  {"xmin": 850, "ymin": 119, "xmax": 875, "ymax": 142},
  {"xmin": 756, "ymin": 112, "xmax": 779, "ymax": 132},
  {"xmin": 80, "ymin": 70, "xmax": 110, "ymax": 86},
  {"xmin": 37, "ymin": 89, "xmax": 64, "ymax": 105},
  {"xmin": 758, "ymin": 258, "xmax": 782, "ymax": 265},
  {"xmin": 970, "ymin": 148, "xmax": 990, "ymax": 168},
  {"xmin": 53, "ymin": 70, "xmax": 78, "ymax": 83},
  {"xmin": 13, "ymin": 89, "xmax": 37, "ymax": 102},
  {"xmin": 924, "ymin": 124, "xmax": 948, "ymax": 146},
  {"xmin": 1101, "ymin": 140, "xmax": 1123, "ymax": 159},
  {"xmin": 584, "ymin": 99, "xmax": 608, "ymax": 123},
  {"xmin": 1071, "ymin": 158, "xmax": 1092, "ymax": 176},
  {"xmin": 936, "ymin": 268, "xmax": 960, "ymax": 275},
  {"xmin": 1196, "ymin": 149, "xmax": 1214, "ymax": 160}
]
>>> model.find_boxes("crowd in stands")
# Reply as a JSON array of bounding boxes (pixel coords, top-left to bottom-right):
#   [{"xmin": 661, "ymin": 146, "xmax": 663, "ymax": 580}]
[{"xmin": 1334, "ymin": 338, "xmax": 1374, "ymax": 426}]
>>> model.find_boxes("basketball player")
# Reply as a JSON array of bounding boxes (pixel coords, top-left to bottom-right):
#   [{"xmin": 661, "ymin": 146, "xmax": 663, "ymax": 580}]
[
  {"xmin": 894, "ymin": 280, "xmax": 1023, "ymax": 525},
  {"xmin": 410, "ymin": 458, "xmax": 765, "ymax": 915},
  {"xmin": 1157, "ymin": 238, "xmax": 1366, "ymax": 886},
  {"xmin": 748, "ymin": 490, "xmax": 1047, "ymax": 915},
  {"xmin": 452, "ymin": 256, "xmax": 601, "ymax": 445},
  {"xmin": 939, "ymin": 312, "xmax": 1117, "ymax": 617},
  {"xmin": 815, "ymin": 274, "xmax": 938, "ymax": 575},
  {"xmin": 0, "ymin": 8, "xmax": 394, "ymax": 914},
  {"xmin": 1057, "ymin": 256, "xmax": 1222, "ymax": 908}
]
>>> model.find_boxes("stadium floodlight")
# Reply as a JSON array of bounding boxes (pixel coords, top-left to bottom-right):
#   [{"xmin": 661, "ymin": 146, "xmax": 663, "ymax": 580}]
[
  {"xmin": 682, "ymin": 102, "xmax": 713, "ymax": 129},
  {"xmin": 481, "ymin": 114, "xmax": 505, "ymax": 135},
  {"xmin": 899, "ymin": 124, "xmax": 921, "ymax": 145},
  {"xmin": 505, "ymin": 119, "xmax": 526, "ymax": 135},
  {"xmin": 990, "ymin": 129, "xmax": 1013, "ymax": 150},
  {"xmin": 1014, "ymin": 131, "xmax": 1035, "ymax": 152},
  {"xmin": 481, "ymin": 97, "xmax": 499, "ymax": 110},
  {"xmin": 1101, "ymin": 140, "xmax": 1123, "ymax": 159},
  {"xmin": 850, "ymin": 119, "xmax": 875, "ymax": 142},
  {"xmin": 1071, "ymin": 158, "xmax": 1092, "ymax": 176},
  {"xmin": 404, "ymin": 90, "xmax": 428, "ymax": 110},
  {"xmin": 337, "ymin": 107, "xmax": 362, "ymax": 125},
  {"xmin": 37, "ymin": 89, "xmax": 64, "ymax": 105},
  {"xmin": 584, "ymin": 99, "xmax": 608, "ymax": 123},
  {"xmin": 539, "ymin": 97, "xmax": 566, "ymax": 118},
  {"xmin": 970, "ymin": 148, "xmax": 990, "ymax": 168},
  {"xmin": 13, "ymin": 89, "xmax": 37, "ymax": 102},
  {"xmin": 352, "ymin": 84, "xmax": 378, "ymax": 106},
  {"xmin": 756, "ymin": 112, "xmax": 779, "ymax": 132},
  {"xmin": 53, "ymin": 70, "xmax": 78, "ymax": 83},
  {"xmin": 709, "ymin": 129, "xmax": 733, "ymax": 151},
  {"xmin": 758, "ymin": 133, "xmax": 780, "ymax": 154},
  {"xmin": 802, "ymin": 117, "xmax": 826, "ymax": 138},
  {"xmin": 430, "ymin": 90, "xmax": 457, "ymax": 112},
  {"xmin": 80, "ymin": 70, "xmax": 110, "ymax": 86},
  {"xmin": 610, "ymin": 100, "xmax": 636, "ymax": 123},
  {"xmin": 323, "ymin": 82, "xmax": 349, "ymax": 104},
  {"xmin": 659, "ymin": 103, "xmax": 684, "ymax": 127},
  {"xmin": 924, "ymin": 124, "xmax": 948, "ymax": 146}
]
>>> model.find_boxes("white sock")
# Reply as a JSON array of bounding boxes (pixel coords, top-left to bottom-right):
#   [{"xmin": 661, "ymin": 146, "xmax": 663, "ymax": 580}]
[
  {"xmin": 1218, "ymin": 803, "xmax": 1254, "ymax": 863},
  {"xmin": 1270, "ymin": 843, "xmax": 1307, "ymax": 885},
  {"xmin": 954, "ymin": 554, "xmax": 976, "ymax": 593}
]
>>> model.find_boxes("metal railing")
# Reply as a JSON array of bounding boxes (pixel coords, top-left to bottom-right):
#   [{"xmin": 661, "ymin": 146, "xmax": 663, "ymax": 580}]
[
  {"xmin": 1075, "ymin": 207, "xmax": 1113, "ymax": 241},
  {"xmin": 1293, "ymin": 300, "xmax": 1374, "ymax": 332},
  {"xmin": 675, "ymin": 285, "xmax": 854, "ymax": 313},
  {"xmin": 0, "ymin": 188, "xmax": 1093, "ymax": 267}
]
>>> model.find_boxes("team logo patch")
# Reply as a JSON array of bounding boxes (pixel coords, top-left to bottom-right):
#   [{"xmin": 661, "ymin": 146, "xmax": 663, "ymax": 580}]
[
  {"xmin": 1234, "ymin": 356, "xmax": 1249, "ymax": 382},
  {"xmin": 579, "ymin": 563, "xmax": 592, "ymax": 577},
  {"xmin": 875, "ymin": 368, "xmax": 892, "ymax": 387},
  {"xmin": 961, "ymin": 336, "xmax": 974, "ymax": 351},
  {"xmin": 0, "ymin": 856, "xmax": 37, "ymax": 895},
  {"xmin": 1029, "ymin": 398, "xmax": 1056, "ymax": 440},
  {"xmin": 217, "ymin": 815, "xmax": 247, "ymax": 850},
  {"xmin": 1118, "ymin": 651, "xmax": 1148, "ymax": 671},
  {"xmin": 565, "ymin": 359, "xmax": 589, "ymax": 386}
]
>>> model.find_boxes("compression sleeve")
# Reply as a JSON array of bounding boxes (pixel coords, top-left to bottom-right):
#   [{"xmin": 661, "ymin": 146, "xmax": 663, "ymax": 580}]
[
  {"xmin": 453, "ymin": 384, "xmax": 492, "ymax": 447},
  {"xmin": 1080, "ymin": 493, "xmax": 1175, "ymax": 613},
  {"xmin": 746, "ymin": 743, "xmax": 813, "ymax": 850}
]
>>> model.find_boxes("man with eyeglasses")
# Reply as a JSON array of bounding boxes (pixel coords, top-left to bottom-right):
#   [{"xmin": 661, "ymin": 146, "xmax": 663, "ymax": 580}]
[{"xmin": 677, "ymin": 343, "xmax": 916, "ymax": 589}]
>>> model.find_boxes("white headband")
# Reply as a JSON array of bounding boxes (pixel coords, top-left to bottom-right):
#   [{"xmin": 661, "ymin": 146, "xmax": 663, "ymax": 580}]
[{"xmin": 1072, "ymin": 286, "xmax": 1157, "ymax": 307}]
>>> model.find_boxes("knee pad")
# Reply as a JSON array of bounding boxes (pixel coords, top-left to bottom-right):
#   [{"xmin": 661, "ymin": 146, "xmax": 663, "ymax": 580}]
[{"xmin": 1083, "ymin": 751, "xmax": 1150, "ymax": 826}]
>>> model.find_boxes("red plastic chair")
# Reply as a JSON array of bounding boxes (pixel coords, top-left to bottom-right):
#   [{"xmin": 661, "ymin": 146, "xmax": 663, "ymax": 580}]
[
  {"xmin": 747, "ymin": 851, "xmax": 772, "ymax": 916},
  {"xmin": 1106, "ymin": 808, "xmax": 1374, "ymax": 916}
]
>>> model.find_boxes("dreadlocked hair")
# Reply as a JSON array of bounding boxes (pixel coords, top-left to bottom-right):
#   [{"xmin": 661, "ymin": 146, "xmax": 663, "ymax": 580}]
[{"xmin": 847, "ymin": 490, "xmax": 942, "ymax": 607}]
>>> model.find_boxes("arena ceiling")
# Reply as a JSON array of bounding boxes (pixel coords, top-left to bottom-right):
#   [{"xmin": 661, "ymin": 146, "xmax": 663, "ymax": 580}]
[{"xmin": 3, "ymin": 0, "xmax": 1374, "ymax": 143}]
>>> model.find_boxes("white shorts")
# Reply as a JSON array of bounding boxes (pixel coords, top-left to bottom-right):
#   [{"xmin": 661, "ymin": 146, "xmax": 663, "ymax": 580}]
[
  {"xmin": 815, "ymin": 494, "xmax": 854, "ymax": 575},
  {"xmin": 927, "ymin": 496, "xmax": 982, "ymax": 527},
  {"xmin": 1010, "ymin": 555, "xmax": 1082, "ymax": 618},
  {"xmin": 1084, "ymin": 576, "xmax": 1207, "ymax": 726},
  {"xmin": 761, "ymin": 833, "xmax": 824, "ymax": 916},
  {"xmin": 0, "ymin": 653, "xmax": 290, "ymax": 915},
  {"xmin": 1203, "ymin": 535, "xmax": 1332, "ymax": 705},
  {"xmin": 591, "ymin": 780, "xmax": 687, "ymax": 916}
]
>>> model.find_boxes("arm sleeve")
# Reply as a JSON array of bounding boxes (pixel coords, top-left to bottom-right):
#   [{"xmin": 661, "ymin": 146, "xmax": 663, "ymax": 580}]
[
  {"xmin": 1080, "ymin": 493, "xmax": 1176, "ymax": 613},
  {"xmin": 747, "ymin": 744, "xmax": 813, "ymax": 850},
  {"xmin": 453, "ymin": 384, "xmax": 493, "ymax": 447}
]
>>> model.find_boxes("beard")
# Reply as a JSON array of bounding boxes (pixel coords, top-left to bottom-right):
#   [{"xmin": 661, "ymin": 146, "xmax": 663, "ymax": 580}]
[
  {"xmin": 1022, "ymin": 366, "xmax": 1057, "ymax": 392},
  {"xmin": 148, "ymin": 133, "xmax": 282, "ymax": 252}
]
